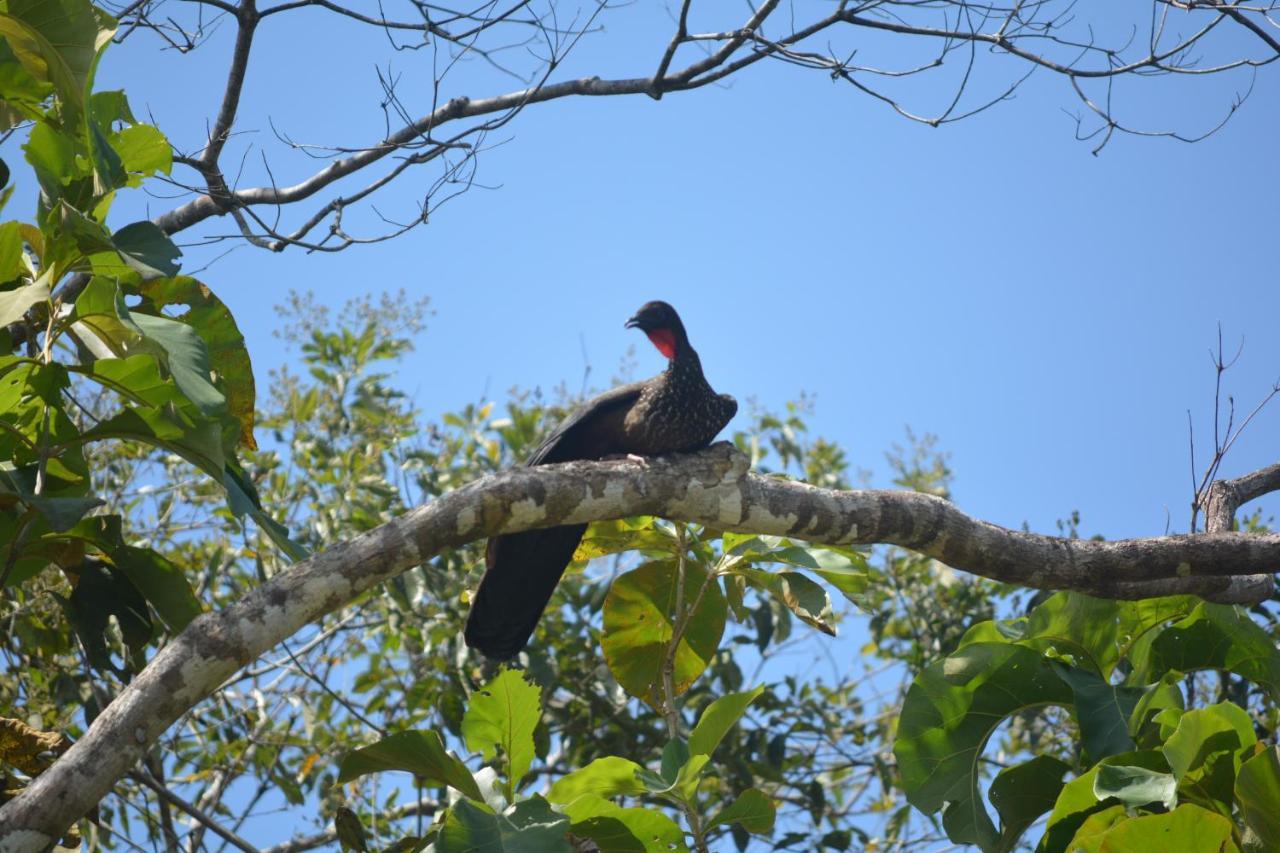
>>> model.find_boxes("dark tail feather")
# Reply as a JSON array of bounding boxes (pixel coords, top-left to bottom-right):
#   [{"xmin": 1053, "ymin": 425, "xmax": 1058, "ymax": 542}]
[{"xmin": 464, "ymin": 523, "xmax": 588, "ymax": 659}]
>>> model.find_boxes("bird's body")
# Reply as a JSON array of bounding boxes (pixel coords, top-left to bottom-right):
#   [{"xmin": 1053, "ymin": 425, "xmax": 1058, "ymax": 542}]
[{"xmin": 464, "ymin": 301, "xmax": 736, "ymax": 659}]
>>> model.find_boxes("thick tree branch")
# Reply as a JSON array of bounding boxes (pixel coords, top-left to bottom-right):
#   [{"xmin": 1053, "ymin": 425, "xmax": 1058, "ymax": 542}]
[
  {"xmin": 1, "ymin": 443, "xmax": 1277, "ymax": 847},
  {"xmin": 1205, "ymin": 462, "xmax": 1280, "ymax": 534}
]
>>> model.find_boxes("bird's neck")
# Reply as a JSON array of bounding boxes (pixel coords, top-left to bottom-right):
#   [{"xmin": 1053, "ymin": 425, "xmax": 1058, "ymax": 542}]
[{"xmin": 666, "ymin": 344, "xmax": 705, "ymax": 380}]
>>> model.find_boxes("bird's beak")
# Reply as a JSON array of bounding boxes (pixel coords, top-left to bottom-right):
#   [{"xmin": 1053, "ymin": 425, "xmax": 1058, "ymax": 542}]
[{"xmin": 624, "ymin": 315, "xmax": 641, "ymax": 330}]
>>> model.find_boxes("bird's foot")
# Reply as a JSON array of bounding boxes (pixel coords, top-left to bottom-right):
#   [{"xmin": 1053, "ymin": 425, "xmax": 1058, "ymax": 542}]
[{"xmin": 602, "ymin": 452, "xmax": 651, "ymax": 468}]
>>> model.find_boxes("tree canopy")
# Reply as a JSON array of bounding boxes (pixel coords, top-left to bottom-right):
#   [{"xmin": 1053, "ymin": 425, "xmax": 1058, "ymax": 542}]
[{"xmin": 1, "ymin": 0, "xmax": 1279, "ymax": 850}]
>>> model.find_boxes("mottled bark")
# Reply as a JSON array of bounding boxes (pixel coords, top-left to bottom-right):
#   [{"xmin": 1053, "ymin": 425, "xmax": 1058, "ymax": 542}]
[{"xmin": 1, "ymin": 443, "xmax": 1276, "ymax": 848}]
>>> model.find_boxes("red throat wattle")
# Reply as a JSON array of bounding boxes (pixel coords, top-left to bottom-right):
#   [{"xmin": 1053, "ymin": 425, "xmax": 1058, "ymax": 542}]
[{"xmin": 646, "ymin": 328, "xmax": 677, "ymax": 359}]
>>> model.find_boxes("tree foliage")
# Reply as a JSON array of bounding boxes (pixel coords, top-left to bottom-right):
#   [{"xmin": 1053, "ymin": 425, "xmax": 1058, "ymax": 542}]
[{"xmin": 1, "ymin": 0, "xmax": 1279, "ymax": 850}]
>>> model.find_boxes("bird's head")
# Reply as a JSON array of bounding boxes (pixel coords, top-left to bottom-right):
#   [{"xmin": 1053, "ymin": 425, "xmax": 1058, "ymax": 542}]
[{"xmin": 625, "ymin": 300, "xmax": 685, "ymax": 359}]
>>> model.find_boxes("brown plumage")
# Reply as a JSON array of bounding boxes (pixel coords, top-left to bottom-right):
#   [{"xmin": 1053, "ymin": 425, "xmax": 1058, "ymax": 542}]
[{"xmin": 464, "ymin": 301, "xmax": 737, "ymax": 659}]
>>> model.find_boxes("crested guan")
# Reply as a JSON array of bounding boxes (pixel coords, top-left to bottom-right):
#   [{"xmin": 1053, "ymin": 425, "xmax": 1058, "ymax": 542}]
[{"xmin": 464, "ymin": 300, "xmax": 738, "ymax": 659}]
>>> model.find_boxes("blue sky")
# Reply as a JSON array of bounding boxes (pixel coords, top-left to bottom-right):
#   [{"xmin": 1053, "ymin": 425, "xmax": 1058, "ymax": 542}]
[{"xmin": 93, "ymin": 1, "xmax": 1280, "ymax": 545}]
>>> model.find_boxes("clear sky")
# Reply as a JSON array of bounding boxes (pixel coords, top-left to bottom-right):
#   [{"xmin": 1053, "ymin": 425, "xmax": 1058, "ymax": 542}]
[
  {"xmin": 53, "ymin": 1, "xmax": 1280, "ymax": 846},
  {"xmin": 94, "ymin": 1, "xmax": 1280, "ymax": 545}
]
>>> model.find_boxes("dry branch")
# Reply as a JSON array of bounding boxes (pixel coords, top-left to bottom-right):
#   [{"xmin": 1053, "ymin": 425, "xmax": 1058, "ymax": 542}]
[{"xmin": 1, "ymin": 443, "xmax": 1277, "ymax": 846}]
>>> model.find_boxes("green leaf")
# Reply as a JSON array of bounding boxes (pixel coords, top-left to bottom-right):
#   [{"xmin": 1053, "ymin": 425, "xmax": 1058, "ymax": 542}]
[
  {"xmin": 1130, "ymin": 603, "xmax": 1280, "ymax": 700},
  {"xmin": 1092, "ymin": 764, "xmax": 1177, "ymax": 810},
  {"xmin": 894, "ymin": 642, "xmax": 1074, "ymax": 853},
  {"xmin": 77, "ymin": 354, "xmax": 182, "ymax": 407},
  {"xmin": 112, "ymin": 220, "xmax": 180, "ymax": 279},
  {"xmin": 602, "ymin": 559, "xmax": 727, "ymax": 710},
  {"xmin": 970, "ymin": 592, "xmax": 1197, "ymax": 677},
  {"xmin": 130, "ymin": 312, "xmax": 224, "ymax": 416},
  {"xmin": 137, "ymin": 276, "xmax": 256, "ymax": 448},
  {"xmin": 87, "ymin": 116, "xmax": 125, "ymax": 194},
  {"xmin": 23, "ymin": 493, "xmax": 101, "ymax": 531},
  {"xmin": 0, "ymin": 276, "xmax": 49, "ymax": 328},
  {"xmin": 660, "ymin": 738, "xmax": 689, "ymax": 784},
  {"xmin": 0, "ymin": 220, "xmax": 25, "ymax": 282},
  {"xmin": 462, "ymin": 668, "xmax": 540, "ymax": 800},
  {"xmin": 1161, "ymin": 702, "xmax": 1256, "ymax": 781},
  {"xmin": 0, "ymin": 57, "xmax": 52, "ymax": 125},
  {"xmin": 22, "ymin": 120, "xmax": 78, "ymax": 200},
  {"xmin": 1038, "ymin": 750, "xmax": 1170, "ymax": 853},
  {"xmin": 111, "ymin": 124, "xmax": 171, "ymax": 177},
  {"xmin": 79, "ymin": 406, "xmax": 225, "ymax": 474},
  {"xmin": 806, "ymin": 546, "xmax": 873, "ymax": 608},
  {"xmin": 436, "ymin": 797, "xmax": 570, "ymax": 853},
  {"xmin": 1236, "ymin": 746, "xmax": 1280, "ymax": 850},
  {"xmin": 109, "ymin": 545, "xmax": 200, "ymax": 632},
  {"xmin": 71, "ymin": 275, "xmax": 139, "ymax": 356},
  {"xmin": 222, "ymin": 462, "xmax": 307, "ymax": 560},
  {"xmin": 337, "ymin": 730, "xmax": 482, "ymax": 801},
  {"xmin": 709, "ymin": 788, "xmax": 775, "ymax": 834},
  {"xmin": 688, "ymin": 685, "xmax": 765, "ymax": 758},
  {"xmin": 573, "ymin": 517, "xmax": 672, "ymax": 561},
  {"xmin": 988, "ymin": 755, "xmax": 1070, "ymax": 853},
  {"xmin": 547, "ymin": 756, "xmax": 647, "ymax": 804},
  {"xmin": 0, "ymin": 0, "xmax": 113, "ymax": 118},
  {"xmin": 60, "ymin": 559, "xmax": 151, "ymax": 676},
  {"xmin": 558, "ymin": 793, "xmax": 687, "ymax": 853},
  {"xmin": 1065, "ymin": 803, "xmax": 1239, "ymax": 853},
  {"xmin": 741, "ymin": 569, "xmax": 836, "ymax": 636},
  {"xmin": 1051, "ymin": 663, "xmax": 1139, "ymax": 762}
]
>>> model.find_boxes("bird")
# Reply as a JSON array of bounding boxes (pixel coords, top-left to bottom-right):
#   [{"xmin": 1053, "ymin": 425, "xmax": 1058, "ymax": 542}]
[{"xmin": 464, "ymin": 300, "xmax": 738, "ymax": 659}]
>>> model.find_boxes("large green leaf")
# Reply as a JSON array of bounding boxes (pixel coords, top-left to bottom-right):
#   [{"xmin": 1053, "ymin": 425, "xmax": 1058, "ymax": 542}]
[
  {"xmin": 21, "ymin": 119, "xmax": 78, "ymax": 203},
  {"xmin": 602, "ymin": 559, "xmax": 727, "ymax": 709},
  {"xmin": 965, "ymin": 593, "xmax": 1197, "ymax": 677},
  {"xmin": 110, "ymin": 545, "xmax": 200, "ymax": 632},
  {"xmin": 547, "ymin": 756, "xmax": 647, "ymax": 804},
  {"xmin": 1092, "ymin": 764, "xmax": 1177, "ymax": 809},
  {"xmin": 59, "ymin": 558, "xmax": 151, "ymax": 677},
  {"xmin": 0, "ymin": 0, "xmax": 113, "ymax": 117},
  {"xmin": 112, "ymin": 220, "xmax": 180, "ymax": 279},
  {"xmin": 1051, "ymin": 663, "xmax": 1140, "ymax": 762},
  {"xmin": 1037, "ymin": 750, "xmax": 1171, "ymax": 853},
  {"xmin": 337, "ymin": 730, "xmax": 482, "ymax": 801},
  {"xmin": 573, "ymin": 516, "xmax": 673, "ymax": 561},
  {"xmin": 0, "ymin": 220, "xmax": 25, "ymax": 282},
  {"xmin": 1162, "ymin": 702, "xmax": 1256, "ymax": 781},
  {"xmin": 462, "ymin": 668, "xmax": 540, "ymax": 800},
  {"xmin": 988, "ymin": 755, "xmax": 1070, "ymax": 853},
  {"xmin": 558, "ymin": 794, "xmax": 687, "ymax": 853},
  {"xmin": 130, "ymin": 312, "xmax": 224, "ymax": 416},
  {"xmin": 436, "ymin": 797, "xmax": 569, "ymax": 853},
  {"xmin": 1130, "ymin": 603, "xmax": 1280, "ymax": 699},
  {"xmin": 110, "ymin": 123, "xmax": 171, "ymax": 178},
  {"xmin": 805, "ymin": 546, "xmax": 874, "ymax": 609},
  {"xmin": 76, "ymin": 354, "xmax": 182, "ymax": 408},
  {"xmin": 1066, "ymin": 803, "xmax": 1239, "ymax": 853},
  {"xmin": 708, "ymin": 788, "xmax": 775, "ymax": 834},
  {"xmin": 71, "ymin": 275, "xmax": 140, "ymax": 357},
  {"xmin": 0, "ymin": 276, "xmax": 49, "ymax": 328},
  {"xmin": 895, "ymin": 642, "xmax": 1075, "ymax": 852},
  {"xmin": 138, "ymin": 276, "xmax": 256, "ymax": 448},
  {"xmin": 78, "ymin": 406, "xmax": 225, "ymax": 474},
  {"xmin": 688, "ymin": 685, "xmax": 765, "ymax": 757},
  {"xmin": 739, "ymin": 568, "xmax": 836, "ymax": 636},
  {"xmin": 1236, "ymin": 746, "xmax": 1280, "ymax": 850}
]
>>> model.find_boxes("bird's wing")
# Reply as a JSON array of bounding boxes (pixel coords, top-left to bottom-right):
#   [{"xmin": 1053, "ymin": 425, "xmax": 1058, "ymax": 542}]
[{"xmin": 526, "ymin": 381, "xmax": 646, "ymax": 466}]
